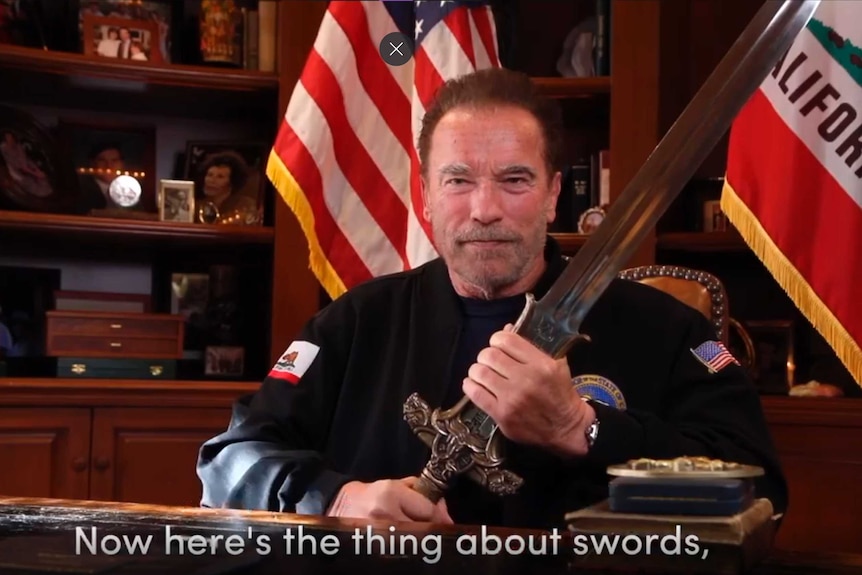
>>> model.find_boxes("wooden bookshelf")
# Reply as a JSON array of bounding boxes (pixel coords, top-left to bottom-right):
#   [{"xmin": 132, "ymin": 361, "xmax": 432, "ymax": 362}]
[
  {"xmin": 0, "ymin": 210, "xmax": 274, "ymax": 246},
  {"xmin": 532, "ymin": 76, "xmax": 611, "ymax": 98}
]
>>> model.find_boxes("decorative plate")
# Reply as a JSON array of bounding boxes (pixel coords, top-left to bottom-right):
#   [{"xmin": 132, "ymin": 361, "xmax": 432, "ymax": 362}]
[{"xmin": 607, "ymin": 456, "xmax": 765, "ymax": 479}]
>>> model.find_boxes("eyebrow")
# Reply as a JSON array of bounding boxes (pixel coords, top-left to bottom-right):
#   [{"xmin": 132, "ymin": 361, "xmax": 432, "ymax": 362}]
[
  {"xmin": 436, "ymin": 163, "xmax": 537, "ymax": 178},
  {"xmin": 494, "ymin": 164, "xmax": 537, "ymax": 178},
  {"xmin": 437, "ymin": 163, "xmax": 472, "ymax": 177}
]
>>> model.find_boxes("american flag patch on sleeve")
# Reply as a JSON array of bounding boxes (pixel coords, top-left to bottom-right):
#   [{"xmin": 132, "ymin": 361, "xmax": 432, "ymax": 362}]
[{"xmin": 691, "ymin": 340, "xmax": 740, "ymax": 373}]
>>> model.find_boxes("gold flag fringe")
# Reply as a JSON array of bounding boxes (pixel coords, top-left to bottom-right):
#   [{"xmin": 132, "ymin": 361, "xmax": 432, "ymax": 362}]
[
  {"xmin": 721, "ymin": 180, "xmax": 862, "ymax": 388},
  {"xmin": 266, "ymin": 150, "xmax": 347, "ymax": 301}
]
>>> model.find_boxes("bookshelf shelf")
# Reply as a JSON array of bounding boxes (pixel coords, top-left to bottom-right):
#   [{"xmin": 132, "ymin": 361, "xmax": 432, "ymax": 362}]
[
  {"xmin": 656, "ymin": 230, "xmax": 748, "ymax": 252},
  {"xmin": 0, "ymin": 44, "xmax": 279, "ymax": 92},
  {"xmin": 532, "ymin": 76, "xmax": 611, "ymax": 99},
  {"xmin": 0, "ymin": 210, "xmax": 274, "ymax": 246},
  {"xmin": 0, "ymin": 45, "xmax": 279, "ymax": 119},
  {"xmin": 551, "ymin": 232, "xmax": 589, "ymax": 255}
]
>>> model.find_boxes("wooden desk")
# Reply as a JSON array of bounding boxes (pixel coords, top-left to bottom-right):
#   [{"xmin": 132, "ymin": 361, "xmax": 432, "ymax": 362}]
[{"xmin": 0, "ymin": 497, "xmax": 860, "ymax": 575}]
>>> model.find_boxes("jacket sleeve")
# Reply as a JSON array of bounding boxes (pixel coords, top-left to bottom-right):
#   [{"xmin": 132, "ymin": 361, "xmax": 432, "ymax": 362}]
[
  {"xmin": 583, "ymin": 308, "xmax": 789, "ymax": 514},
  {"xmin": 196, "ymin": 298, "xmax": 356, "ymax": 515}
]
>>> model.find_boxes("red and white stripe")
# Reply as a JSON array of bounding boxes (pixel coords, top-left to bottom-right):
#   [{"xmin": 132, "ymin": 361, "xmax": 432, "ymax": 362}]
[{"xmin": 271, "ymin": 0, "xmax": 500, "ymax": 298}]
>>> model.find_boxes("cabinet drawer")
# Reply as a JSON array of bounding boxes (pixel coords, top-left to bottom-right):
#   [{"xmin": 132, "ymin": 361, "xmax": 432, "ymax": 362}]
[
  {"xmin": 47, "ymin": 314, "xmax": 181, "ymax": 338},
  {"xmin": 47, "ymin": 335, "xmax": 182, "ymax": 359}
]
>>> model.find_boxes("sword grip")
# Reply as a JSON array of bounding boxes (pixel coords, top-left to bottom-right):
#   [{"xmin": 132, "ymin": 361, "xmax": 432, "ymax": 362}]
[{"xmin": 412, "ymin": 472, "xmax": 444, "ymax": 504}]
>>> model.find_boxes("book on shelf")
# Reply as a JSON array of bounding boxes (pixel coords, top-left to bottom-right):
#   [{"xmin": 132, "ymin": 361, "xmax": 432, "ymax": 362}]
[
  {"xmin": 243, "ymin": 8, "xmax": 260, "ymax": 70},
  {"xmin": 593, "ymin": 0, "xmax": 611, "ymax": 76},
  {"xmin": 258, "ymin": 0, "xmax": 277, "ymax": 72},
  {"xmin": 552, "ymin": 149, "xmax": 610, "ymax": 234}
]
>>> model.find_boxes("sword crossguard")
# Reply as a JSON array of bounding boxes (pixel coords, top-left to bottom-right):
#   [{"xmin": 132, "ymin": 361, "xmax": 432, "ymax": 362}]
[{"xmin": 403, "ymin": 393, "xmax": 523, "ymax": 502}]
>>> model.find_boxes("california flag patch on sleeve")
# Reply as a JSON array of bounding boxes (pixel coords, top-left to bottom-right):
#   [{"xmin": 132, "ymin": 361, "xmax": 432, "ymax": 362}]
[{"xmin": 269, "ymin": 341, "xmax": 320, "ymax": 384}]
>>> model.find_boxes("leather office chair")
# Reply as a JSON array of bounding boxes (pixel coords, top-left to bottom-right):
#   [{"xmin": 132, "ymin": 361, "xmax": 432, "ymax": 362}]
[{"xmin": 617, "ymin": 265, "xmax": 729, "ymax": 343}]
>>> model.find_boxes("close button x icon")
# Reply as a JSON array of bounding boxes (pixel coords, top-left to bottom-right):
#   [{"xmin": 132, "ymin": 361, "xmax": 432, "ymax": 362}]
[{"xmin": 379, "ymin": 32, "xmax": 413, "ymax": 66}]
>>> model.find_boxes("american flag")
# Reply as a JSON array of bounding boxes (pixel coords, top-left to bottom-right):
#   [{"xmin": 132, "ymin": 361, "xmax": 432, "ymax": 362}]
[
  {"xmin": 266, "ymin": 0, "xmax": 501, "ymax": 300},
  {"xmin": 691, "ymin": 341, "xmax": 741, "ymax": 373}
]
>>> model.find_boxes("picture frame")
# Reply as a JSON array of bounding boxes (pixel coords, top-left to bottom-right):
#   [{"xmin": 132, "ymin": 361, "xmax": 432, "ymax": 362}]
[
  {"xmin": 171, "ymin": 272, "xmax": 209, "ymax": 351},
  {"xmin": 183, "ymin": 141, "xmax": 266, "ymax": 226},
  {"xmin": 54, "ymin": 290, "xmax": 151, "ymax": 313},
  {"xmin": 0, "ymin": 104, "xmax": 84, "ymax": 214},
  {"xmin": 57, "ymin": 119, "xmax": 157, "ymax": 216},
  {"xmin": 158, "ymin": 179, "xmax": 195, "ymax": 223},
  {"xmin": 78, "ymin": 0, "xmax": 171, "ymax": 63},
  {"xmin": 205, "ymin": 345, "xmax": 244, "ymax": 377},
  {"xmin": 702, "ymin": 199, "xmax": 727, "ymax": 232},
  {"xmin": 746, "ymin": 320, "xmax": 795, "ymax": 395},
  {"xmin": 0, "ymin": 0, "xmax": 48, "ymax": 49}
]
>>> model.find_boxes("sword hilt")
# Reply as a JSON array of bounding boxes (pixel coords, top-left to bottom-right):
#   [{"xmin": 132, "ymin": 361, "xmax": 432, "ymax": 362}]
[{"xmin": 403, "ymin": 393, "xmax": 523, "ymax": 502}]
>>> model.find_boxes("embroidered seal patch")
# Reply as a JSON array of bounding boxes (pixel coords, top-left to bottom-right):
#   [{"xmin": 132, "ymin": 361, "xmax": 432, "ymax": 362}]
[
  {"xmin": 268, "ymin": 340, "xmax": 319, "ymax": 384},
  {"xmin": 691, "ymin": 340, "xmax": 739, "ymax": 373},
  {"xmin": 572, "ymin": 374, "xmax": 626, "ymax": 409}
]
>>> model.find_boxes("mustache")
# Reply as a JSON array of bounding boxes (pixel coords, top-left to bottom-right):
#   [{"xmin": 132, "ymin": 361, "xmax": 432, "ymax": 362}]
[{"xmin": 455, "ymin": 227, "xmax": 521, "ymax": 243}]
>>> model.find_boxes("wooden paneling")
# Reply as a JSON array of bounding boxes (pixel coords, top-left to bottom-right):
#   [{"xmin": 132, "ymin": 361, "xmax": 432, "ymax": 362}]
[
  {"xmin": 270, "ymin": 1, "xmax": 330, "ymax": 365},
  {"xmin": 763, "ymin": 397, "xmax": 862, "ymax": 553},
  {"xmin": 90, "ymin": 408, "xmax": 232, "ymax": 506},
  {"xmin": 609, "ymin": 0, "xmax": 661, "ymax": 267},
  {"xmin": 0, "ymin": 408, "xmax": 91, "ymax": 500}
]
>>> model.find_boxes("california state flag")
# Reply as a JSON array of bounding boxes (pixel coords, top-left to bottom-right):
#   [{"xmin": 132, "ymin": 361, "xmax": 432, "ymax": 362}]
[{"xmin": 722, "ymin": 0, "xmax": 862, "ymax": 386}]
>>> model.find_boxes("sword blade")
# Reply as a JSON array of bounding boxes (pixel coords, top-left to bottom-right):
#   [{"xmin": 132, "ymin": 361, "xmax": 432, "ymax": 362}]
[{"xmin": 453, "ymin": 0, "xmax": 820, "ymax": 439}]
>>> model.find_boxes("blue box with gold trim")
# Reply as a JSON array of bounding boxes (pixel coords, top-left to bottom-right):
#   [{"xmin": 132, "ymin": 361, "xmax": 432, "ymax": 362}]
[{"xmin": 608, "ymin": 477, "xmax": 754, "ymax": 516}]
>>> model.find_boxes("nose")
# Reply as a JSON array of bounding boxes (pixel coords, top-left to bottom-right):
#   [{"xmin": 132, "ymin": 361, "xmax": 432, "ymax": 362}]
[{"xmin": 469, "ymin": 181, "xmax": 504, "ymax": 224}]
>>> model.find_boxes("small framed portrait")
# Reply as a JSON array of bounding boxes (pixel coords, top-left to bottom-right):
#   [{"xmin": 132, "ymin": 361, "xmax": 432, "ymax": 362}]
[
  {"xmin": 57, "ymin": 119, "xmax": 156, "ymax": 216},
  {"xmin": 205, "ymin": 345, "xmax": 244, "ymax": 377},
  {"xmin": 746, "ymin": 320, "xmax": 795, "ymax": 395},
  {"xmin": 702, "ymin": 199, "xmax": 727, "ymax": 232},
  {"xmin": 78, "ymin": 0, "xmax": 171, "ymax": 63},
  {"xmin": 158, "ymin": 179, "xmax": 194, "ymax": 223},
  {"xmin": 183, "ymin": 141, "xmax": 266, "ymax": 226}
]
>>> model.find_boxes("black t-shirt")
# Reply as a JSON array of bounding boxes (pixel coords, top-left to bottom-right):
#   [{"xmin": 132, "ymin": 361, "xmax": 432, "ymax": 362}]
[{"xmin": 442, "ymin": 293, "xmax": 527, "ymax": 526}]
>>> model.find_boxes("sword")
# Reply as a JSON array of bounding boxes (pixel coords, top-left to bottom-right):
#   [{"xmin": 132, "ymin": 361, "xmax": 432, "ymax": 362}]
[{"xmin": 404, "ymin": 0, "xmax": 821, "ymax": 504}]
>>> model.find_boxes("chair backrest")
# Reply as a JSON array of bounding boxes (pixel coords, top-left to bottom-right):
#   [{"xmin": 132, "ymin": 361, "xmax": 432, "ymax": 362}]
[{"xmin": 617, "ymin": 265, "xmax": 729, "ymax": 342}]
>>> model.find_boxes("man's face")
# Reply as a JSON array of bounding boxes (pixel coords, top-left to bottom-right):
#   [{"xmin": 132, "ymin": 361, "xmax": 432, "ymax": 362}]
[
  {"xmin": 94, "ymin": 148, "xmax": 123, "ymax": 184},
  {"xmin": 421, "ymin": 105, "xmax": 560, "ymax": 296},
  {"xmin": 120, "ymin": 29, "xmax": 130, "ymax": 41}
]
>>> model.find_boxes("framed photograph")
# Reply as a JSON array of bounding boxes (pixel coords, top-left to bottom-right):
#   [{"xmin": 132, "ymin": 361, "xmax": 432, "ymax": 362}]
[
  {"xmin": 57, "ymin": 119, "xmax": 156, "ymax": 215},
  {"xmin": 205, "ymin": 345, "xmax": 244, "ymax": 377},
  {"xmin": 0, "ymin": 0, "xmax": 48, "ymax": 48},
  {"xmin": 183, "ymin": 141, "xmax": 266, "ymax": 225},
  {"xmin": 746, "ymin": 320, "xmax": 795, "ymax": 395},
  {"xmin": 78, "ymin": 0, "xmax": 171, "ymax": 63},
  {"xmin": 0, "ymin": 104, "xmax": 77, "ymax": 213},
  {"xmin": 702, "ymin": 199, "xmax": 727, "ymax": 232},
  {"xmin": 54, "ymin": 290, "xmax": 151, "ymax": 313},
  {"xmin": 158, "ymin": 179, "xmax": 194, "ymax": 223}
]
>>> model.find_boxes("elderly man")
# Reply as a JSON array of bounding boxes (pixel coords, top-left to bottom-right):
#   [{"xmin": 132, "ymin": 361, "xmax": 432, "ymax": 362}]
[{"xmin": 197, "ymin": 68, "xmax": 787, "ymax": 529}]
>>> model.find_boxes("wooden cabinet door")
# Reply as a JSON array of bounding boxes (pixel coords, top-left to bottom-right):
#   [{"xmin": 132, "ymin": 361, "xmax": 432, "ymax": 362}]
[
  {"xmin": 0, "ymin": 408, "xmax": 92, "ymax": 499},
  {"xmin": 89, "ymin": 407, "xmax": 231, "ymax": 506}
]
